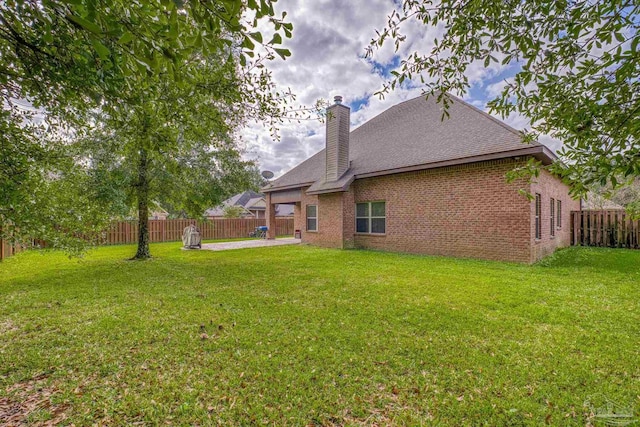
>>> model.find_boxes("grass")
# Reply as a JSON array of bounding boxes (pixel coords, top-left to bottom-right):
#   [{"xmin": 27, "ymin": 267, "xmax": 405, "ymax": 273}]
[{"xmin": 0, "ymin": 243, "xmax": 638, "ymax": 426}]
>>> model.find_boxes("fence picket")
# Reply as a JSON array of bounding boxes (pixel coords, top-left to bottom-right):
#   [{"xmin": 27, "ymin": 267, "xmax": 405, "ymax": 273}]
[{"xmin": 571, "ymin": 210, "xmax": 638, "ymax": 249}]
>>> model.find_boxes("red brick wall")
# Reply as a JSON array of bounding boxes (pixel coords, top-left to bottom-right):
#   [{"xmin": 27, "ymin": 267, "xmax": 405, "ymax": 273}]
[
  {"xmin": 293, "ymin": 202, "xmax": 302, "ymax": 235},
  {"xmin": 315, "ymin": 192, "xmax": 345, "ymax": 248},
  {"xmin": 530, "ymin": 169, "xmax": 580, "ymax": 262},
  {"xmin": 351, "ymin": 159, "xmax": 533, "ymax": 262},
  {"xmin": 341, "ymin": 188, "xmax": 356, "ymax": 249},
  {"xmin": 294, "ymin": 158, "xmax": 576, "ymax": 262},
  {"xmin": 299, "ymin": 189, "xmax": 353, "ymax": 249}
]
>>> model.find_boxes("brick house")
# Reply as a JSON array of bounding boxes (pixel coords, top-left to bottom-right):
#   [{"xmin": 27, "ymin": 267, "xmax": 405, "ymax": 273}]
[{"xmin": 263, "ymin": 94, "xmax": 578, "ymax": 263}]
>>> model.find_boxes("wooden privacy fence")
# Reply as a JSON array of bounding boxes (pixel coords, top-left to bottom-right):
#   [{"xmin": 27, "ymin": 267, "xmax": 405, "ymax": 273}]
[
  {"xmin": 0, "ymin": 237, "xmax": 26, "ymax": 261},
  {"xmin": 0, "ymin": 218, "xmax": 294, "ymax": 260},
  {"xmin": 0, "ymin": 234, "xmax": 44, "ymax": 262},
  {"xmin": 104, "ymin": 218, "xmax": 294, "ymax": 245},
  {"xmin": 0, "ymin": 224, "xmax": 28, "ymax": 262},
  {"xmin": 571, "ymin": 210, "xmax": 640, "ymax": 249}
]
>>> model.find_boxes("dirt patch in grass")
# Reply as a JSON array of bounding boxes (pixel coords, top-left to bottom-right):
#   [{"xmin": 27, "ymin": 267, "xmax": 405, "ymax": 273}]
[
  {"xmin": 0, "ymin": 374, "xmax": 69, "ymax": 426},
  {"xmin": 0, "ymin": 319, "xmax": 19, "ymax": 334}
]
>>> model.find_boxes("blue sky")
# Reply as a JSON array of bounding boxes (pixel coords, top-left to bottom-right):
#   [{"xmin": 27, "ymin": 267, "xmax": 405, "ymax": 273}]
[{"xmin": 243, "ymin": 0, "xmax": 559, "ymax": 178}]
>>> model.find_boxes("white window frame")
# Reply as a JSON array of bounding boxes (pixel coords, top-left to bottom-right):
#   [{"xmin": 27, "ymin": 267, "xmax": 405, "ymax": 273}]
[
  {"xmin": 355, "ymin": 201, "xmax": 386, "ymax": 234},
  {"xmin": 557, "ymin": 200, "xmax": 562, "ymax": 229},
  {"xmin": 535, "ymin": 193, "xmax": 542, "ymax": 240},
  {"xmin": 550, "ymin": 198, "xmax": 555, "ymax": 237},
  {"xmin": 306, "ymin": 204, "xmax": 318, "ymax": 232}
]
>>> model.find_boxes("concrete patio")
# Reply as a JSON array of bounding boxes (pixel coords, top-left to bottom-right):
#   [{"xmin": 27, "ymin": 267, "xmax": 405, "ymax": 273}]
[{"xmin": 197, "ymin": 237, "xmax": 301, "ymax": 252}]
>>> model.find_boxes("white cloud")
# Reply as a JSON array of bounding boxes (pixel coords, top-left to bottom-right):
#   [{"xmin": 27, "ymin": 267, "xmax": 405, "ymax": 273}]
[
  {"xmin": 485, "ymin": 77, "xmax": 514, "ymax": 99},
  {"xmin": 244, "ymin": 0, "xmax": 423, "ymax": 177},
  {"xmin": 244, "ymin": 0, "xmax": 555, "ymax": 178}
]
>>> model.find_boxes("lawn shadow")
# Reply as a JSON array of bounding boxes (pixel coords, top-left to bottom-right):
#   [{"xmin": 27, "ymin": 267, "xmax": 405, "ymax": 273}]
[{"xmin": 536, "ymin": 246, "xmax": 640, "ymax": 275}]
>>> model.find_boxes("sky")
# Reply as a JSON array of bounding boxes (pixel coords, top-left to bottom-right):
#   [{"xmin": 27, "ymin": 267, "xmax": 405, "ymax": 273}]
[{"xmin": 242, "ymin": 0, "xmax": 562, "ymax": 179}]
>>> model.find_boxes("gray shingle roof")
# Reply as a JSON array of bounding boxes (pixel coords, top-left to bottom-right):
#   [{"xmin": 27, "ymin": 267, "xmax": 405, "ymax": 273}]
[
  {"xmin": 204, "ymin": 190, "xmax": 263, "ymax": 217},
  {"xmin": 265, "ymin": 94, "xmax": 549, "ymax": 193},
  {"xmin": 234, "ymin": 190, "xmax": 264, "ymax": 207},
  {"xmin": 204, "ymin": 190, "xmax": 294, "ymax": 217}
]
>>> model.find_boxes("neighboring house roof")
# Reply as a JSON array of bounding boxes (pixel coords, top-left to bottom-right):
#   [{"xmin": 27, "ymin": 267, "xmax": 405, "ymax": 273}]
[
  {"xmin": 151, "ymin": 206, "xmax": 169, "ymax": 215},
  {"xmin": 245, "ymin": 197, "xmax": 266, "ymax": 210},
  {"xmin": 149, "ymin": 209, "xmax": 169, "ymax": 219},
  {"xmin": 124, "ymin": 202, "xmax": 168, "ymax": 220},
  {"xmin": 205, "ymin": 190, "xmax": 293, "ymax": 217},
  {"xmin": 203, "ymin": 206, "xmax": 231, "ymax": 217},
  {"xmin": 264, "ymin": 94, "xmax": 556, "ymax": 193},
  {"xmin": 231, "ymin": 190, "xmax": 264, "ymax": 209},
  {"xmin": 204, "ymin": 190, "xmax": 263, "ymax": 217}
]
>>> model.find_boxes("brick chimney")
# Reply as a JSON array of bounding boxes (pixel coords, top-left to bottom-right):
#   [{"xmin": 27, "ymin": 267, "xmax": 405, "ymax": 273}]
[{"xmin": 325, "ymin": 95, "xmax": 350, "ymax": 181}]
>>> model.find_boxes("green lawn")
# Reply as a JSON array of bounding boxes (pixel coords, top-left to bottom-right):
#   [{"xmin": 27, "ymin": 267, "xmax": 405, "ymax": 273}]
[{"xmin": 1, "ymin": 244, "xmax": 638, "ymax": 426}]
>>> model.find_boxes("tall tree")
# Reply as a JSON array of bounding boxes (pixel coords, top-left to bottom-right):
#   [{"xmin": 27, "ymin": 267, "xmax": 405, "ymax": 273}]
[
  {"xmin": 83, "ymin": 55, "xmax": 267, "ymax": 258},
  {"xmin": 1, "ymin": 0, "xmax": 294, "ymax": 251},
  {"xmin": 368, "ymin": 0, "xmax": 639, "ymax": 199}
]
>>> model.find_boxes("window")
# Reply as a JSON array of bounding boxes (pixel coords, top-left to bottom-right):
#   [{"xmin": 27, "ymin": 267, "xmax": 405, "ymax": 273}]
[
  {"xmin": 356, "ymin": 201, "xmax": 386, "ymax": 234},
  {"xmin": 535, "ymin": 193, "xmax": 541, "ymax": 240},
  {"xmin": 557, "ymin": 200, "xmax": 562, "ymax": 229},
  {"xmin": 550, "ymin": 198, "xmax": 555, "ymax": 237},
  {"xmin": 306, "ymin": 205, "xmax": 317, "ymax": 231}
]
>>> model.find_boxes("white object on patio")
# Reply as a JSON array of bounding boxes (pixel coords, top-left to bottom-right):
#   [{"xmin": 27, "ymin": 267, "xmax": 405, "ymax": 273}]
[{"xmin": 182, "ymin": 225, "xmax": 202, "ymax": 249}]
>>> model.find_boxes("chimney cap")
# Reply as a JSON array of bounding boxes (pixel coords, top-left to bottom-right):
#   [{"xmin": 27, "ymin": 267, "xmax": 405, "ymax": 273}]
[{"xmin": 333, "ymin": 95, "xmax": 343, "ymax": 104}]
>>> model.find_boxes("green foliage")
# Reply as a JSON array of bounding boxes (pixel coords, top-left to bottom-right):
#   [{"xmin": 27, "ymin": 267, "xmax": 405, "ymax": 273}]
[
  {"xmin": 222, "ymin": 205, "xmax": 246, "ymax": 218},
  {"xmin": 0, "ymin": 110, "xmax": 110, "ymax": 252},
  {"xmin": 1, "ymin": 0, "xmax": 296, "ymax": 253},
  {"xmin": 79, "ymin": 46, "xmax": 271, "ymax": 258},
  {"xmin": 368, "ymin": 0, "xmax": 639, "ymax": 197},
  {"xmin": 1, "ymin": 0, "xmax": 293, "ymax": 113},
  {"xmin": 1, "ymin": 244, "xmax": 638, "ymax": 424}
]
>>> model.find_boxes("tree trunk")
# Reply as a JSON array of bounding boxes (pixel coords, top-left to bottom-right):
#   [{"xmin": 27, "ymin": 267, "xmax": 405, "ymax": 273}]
[{"xmin": 133, "ymin": 146, "xmax": 151, "ymax": 259}]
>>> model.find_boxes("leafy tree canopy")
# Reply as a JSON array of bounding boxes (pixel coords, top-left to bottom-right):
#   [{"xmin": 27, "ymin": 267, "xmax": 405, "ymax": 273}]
[
  {"xmin": 0, "ymin": 111, "xmax": 109, "ymax": 253},
  {"xmin": 1, "ymin": 0, "xmax": 297, "ymax": 252},
  {"xmin": 81, "ymin": 53, "xmax": 266, "ymax": 258},
  {"xmin": 369, "ymin": 0, "xmax": 639, "ymax": 200},
  {"xmin": 1, "ymin": 0, "xmax": 292, "ymax": 118}
]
